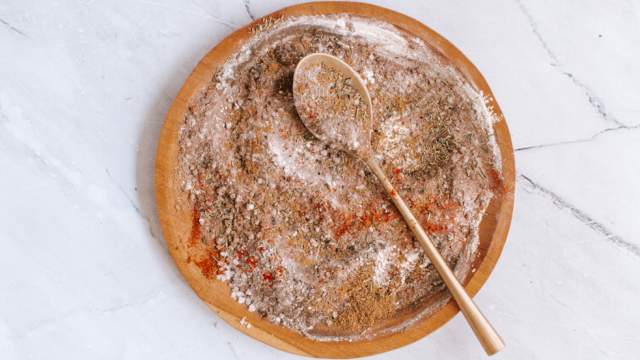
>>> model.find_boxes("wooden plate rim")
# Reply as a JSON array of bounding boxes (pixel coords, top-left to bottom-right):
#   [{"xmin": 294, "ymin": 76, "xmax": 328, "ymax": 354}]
[{"xmin": 155, "ymin": 1, "xmax": 515, "ymax": 358}]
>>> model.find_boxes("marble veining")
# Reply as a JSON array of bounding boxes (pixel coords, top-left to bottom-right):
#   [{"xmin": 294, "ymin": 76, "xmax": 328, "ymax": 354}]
[{"xmin": 519, "ymin": 174, "xmax": 640, "ymax": 258}]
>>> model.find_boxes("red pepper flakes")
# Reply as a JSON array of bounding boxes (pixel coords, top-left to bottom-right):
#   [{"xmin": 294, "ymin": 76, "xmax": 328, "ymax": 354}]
[
  {"xmin": 334, "ymin": 214, "xmax": 357, "ymax": 237},
  {"xmin": 418, "ymin": 196, "xmax": 459, "ymax": 214},
  {"xmin": 332, "ymin": 196, "xmax": 459, "ymax": 238},
  {"xmin": 333, "ymin": 203, "xmax": 398, "ymax": 238},
  {"xmin": 360, "ymin": 213, "xmax": 371, "ymax": 227},
  {"xmin": 262, "ymin": 272, "xmax": 274, "ymax": 282},
  {"xmin": 195, "ymin": 249, "xmax": 220, "ymax": 280},
  {"xmin": 312, "ymin": 201, "xmax": 328, "ymax": 212},
  {"xmin": 257, "ymin": 246, "xmax": 266, "ymax": 253},
  {"xmin": 423, "ymin": 221, "xmax": 448, "ymax": 233},
  {"xmin": 392, "ymin": 167, "xmax": 402, "ymax": 175},
  {"xmin": 246, "ymin": 256, "xmax": 258, "ymax": 269},
  {"xmin": 189, "ymin": 206, "xmax": 201, "ymax": 248}
]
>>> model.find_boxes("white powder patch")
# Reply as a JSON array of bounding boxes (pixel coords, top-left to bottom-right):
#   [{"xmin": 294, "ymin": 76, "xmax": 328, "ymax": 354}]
[
  {"xmin": 378, "ymin": 116, "xmax": 416, "ymax": 169},
  {"xmin": 399, "ymin": 249, "xmax": 421, "ymax": 285},
  {"xmin": 267, "ymin": 133, "xmax": 341, "ymax": 189},
  {"xmin": 363, "ymin": 67, "xmax": 376, "ymax": 84},
  {"xmin": 373, "ymin": 245, "xmax": 396, "ymax": 286}
]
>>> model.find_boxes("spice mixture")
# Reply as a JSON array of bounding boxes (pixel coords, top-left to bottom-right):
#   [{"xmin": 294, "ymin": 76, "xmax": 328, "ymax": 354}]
[
  {"xmin": 177, "ymin": 15, "xmax": 502, "ymax": 340},
  {"xmin": 293, "ymin": 61, "xmax": 370, "ymax": 154}
]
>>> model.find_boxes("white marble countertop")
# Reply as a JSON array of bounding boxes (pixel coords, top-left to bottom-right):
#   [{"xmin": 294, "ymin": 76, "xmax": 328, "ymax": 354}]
[{"xmin": 1, "ymin": 0, "xmax": 639, "ymax": 359}]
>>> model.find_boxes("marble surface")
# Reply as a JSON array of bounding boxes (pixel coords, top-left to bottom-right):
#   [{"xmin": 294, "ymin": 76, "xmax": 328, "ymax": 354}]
[{"xmin": 1, "ymin": 0, "xmax": 639, "ymax": 359}]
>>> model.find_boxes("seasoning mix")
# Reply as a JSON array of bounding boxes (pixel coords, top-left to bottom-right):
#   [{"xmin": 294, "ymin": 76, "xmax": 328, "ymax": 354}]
[{"xmin": 177, "ymin": 15, "xmax": 502, "ymax": 340}]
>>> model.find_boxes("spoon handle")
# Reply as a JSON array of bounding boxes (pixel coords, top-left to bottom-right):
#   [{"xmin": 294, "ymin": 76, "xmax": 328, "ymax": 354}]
[{"xmin": 365, "ymin": 157, "xmax": 505, "ymax": 355}]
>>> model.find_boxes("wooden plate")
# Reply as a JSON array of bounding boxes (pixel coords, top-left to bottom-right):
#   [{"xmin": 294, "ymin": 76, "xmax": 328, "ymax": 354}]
[{"xmin": 155, "ymin": 1, "xmax": 515, "ymax": 357}]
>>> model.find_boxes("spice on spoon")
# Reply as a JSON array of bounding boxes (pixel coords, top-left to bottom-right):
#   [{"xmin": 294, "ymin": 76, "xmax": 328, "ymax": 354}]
[{"xmin": 293, "ymin": 61, "xmax": 370, "ymax": 154}]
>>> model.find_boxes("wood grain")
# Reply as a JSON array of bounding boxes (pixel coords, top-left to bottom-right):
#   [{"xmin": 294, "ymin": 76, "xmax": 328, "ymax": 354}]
[{"xmin": 155, "ymin": 2, "xmax": 515, "ymax": 358}]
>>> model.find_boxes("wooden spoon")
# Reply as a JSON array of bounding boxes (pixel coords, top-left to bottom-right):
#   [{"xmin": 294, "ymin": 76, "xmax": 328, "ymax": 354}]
[{"xmin": 292, "ymin": 53, "xmax": 505, "ymax": 355}]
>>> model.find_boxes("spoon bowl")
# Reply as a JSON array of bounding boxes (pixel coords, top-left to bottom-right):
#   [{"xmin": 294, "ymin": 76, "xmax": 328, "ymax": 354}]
[{"xmin": 293, "ymin": 53, "xmax": 374, "ymax": 157}]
